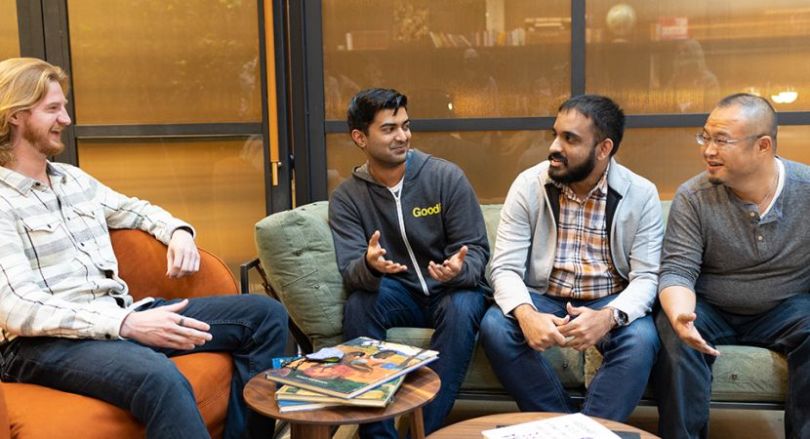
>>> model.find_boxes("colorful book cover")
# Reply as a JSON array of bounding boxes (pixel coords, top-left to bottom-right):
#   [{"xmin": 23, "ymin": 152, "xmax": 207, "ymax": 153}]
[
  {"xmin": 277, "ymin": 399, "xmax": 341, "ymax": 413},
  {"xmin": 275, "ymin": 375, "xmax": 405, "ymax": 407},
  {"xmin": 264, "ymin": 336, "xmax": 438, "ymax": 399}
]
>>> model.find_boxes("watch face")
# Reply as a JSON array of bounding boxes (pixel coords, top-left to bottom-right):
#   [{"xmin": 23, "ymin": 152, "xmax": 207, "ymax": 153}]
[{"xmin": 614, "ymin": 308, "xmax": 628, "ymax": 326}]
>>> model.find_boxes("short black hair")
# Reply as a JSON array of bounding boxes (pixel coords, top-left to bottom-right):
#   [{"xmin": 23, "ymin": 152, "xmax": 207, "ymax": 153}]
[
  {"xmin": 347, "ymin": 88, "xmax": 408, "ymax": 134},
  {"xmin": 558, "ymin": 94, "xmax": 625, "ymax": 156},
  {"xmin": 716, "ymin": 93, "xmax": 778, "ymax": 143}
]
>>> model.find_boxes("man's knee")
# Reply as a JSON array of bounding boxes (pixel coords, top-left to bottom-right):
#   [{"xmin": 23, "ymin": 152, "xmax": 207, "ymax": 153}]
[
  {"xmin": 612, "ymin": 317, "xmax": 660, "ymax": 365},
  {"xmin": 135, "ymin": 358, "xmax": 191, "ymax": 398},
  {"xmin": 479, "ymin": 305, "xmax": 512, "ymax": 347},
  {"xmin": 442, "ymin": 289, "xmax": 487, "ymax": 322},
  {"xmin": 240, "ymin": 293, "xmax": 284, "ymax": 315},
  {"xmin": 343, "ymin": 290, "xmax": 374, "ymax": 317}
]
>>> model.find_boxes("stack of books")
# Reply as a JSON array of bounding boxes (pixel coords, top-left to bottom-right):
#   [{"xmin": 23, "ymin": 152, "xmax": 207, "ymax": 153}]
[{"xmin": 264, "ymin": 336, "xmax": 439, "ymax": 413}]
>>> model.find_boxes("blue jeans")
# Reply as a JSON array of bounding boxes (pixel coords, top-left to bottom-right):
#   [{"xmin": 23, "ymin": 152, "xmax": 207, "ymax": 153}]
[
  {"xmin": 479, "ymin": 293, "xmax": 659, "ymax": 422},
  {"xmin": 0, "ymin": 294, "xmax": 288, "ymax": 439},
  {"xmin": 343, "ymin": 277, "xmax": 487, "ymax": 439},
  {"xmin": 654, "ymin": 294, "xmax": 810, "ymax": 439}
]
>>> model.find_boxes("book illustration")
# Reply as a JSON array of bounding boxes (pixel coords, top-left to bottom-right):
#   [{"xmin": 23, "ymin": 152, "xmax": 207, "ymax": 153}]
[
  {"xmin": 271, "ymin": 356, "xmax": 301, "ymax": 370},
  {"xmin": 277, "ymin": 399, "xmax": 341, "ymax": 413},
  {"xmin": 264, "ymin": 336, "xmax": 438, "ymax": 399},
  {"xmin": 275, "ymin": 375, "xmax": 405, "ymax": 407}
]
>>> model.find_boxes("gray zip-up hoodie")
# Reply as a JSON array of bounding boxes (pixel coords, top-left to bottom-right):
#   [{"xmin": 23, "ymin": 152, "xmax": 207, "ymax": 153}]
[
  {"xmin": 490, "ymin": 159, "xmax": 664, "ymax": 323},
  {"xmin": 329, "ymin": 150, "xmax": 489, "ymax": 295}
]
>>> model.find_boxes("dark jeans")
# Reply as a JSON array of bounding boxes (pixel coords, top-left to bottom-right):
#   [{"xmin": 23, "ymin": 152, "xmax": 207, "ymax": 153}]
[
  {"xmin": 479, "ymin": 293, "xmax": 659, "ymax": 422},
  {"xmin": 0, "ymin": 294, "xmax": 288, "ymax": 439},
  {"xmin": 342, "ymin": 277, "xmax": 487, "ymax": 439},
  {"xmin": 654, "ymin": 294, "xmax": 810, "ymax": 439}
]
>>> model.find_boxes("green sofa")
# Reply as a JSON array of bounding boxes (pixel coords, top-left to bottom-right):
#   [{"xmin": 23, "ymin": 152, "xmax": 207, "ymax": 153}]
[{"xmin": 252, "ymin": 201, "xmax": 787, "ymax": 409}]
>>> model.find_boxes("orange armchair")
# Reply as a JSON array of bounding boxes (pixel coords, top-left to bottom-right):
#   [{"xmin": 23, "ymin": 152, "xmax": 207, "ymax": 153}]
[{"xmin": 1, "ymin": 229, "xmax": 238, "ymax": 439}]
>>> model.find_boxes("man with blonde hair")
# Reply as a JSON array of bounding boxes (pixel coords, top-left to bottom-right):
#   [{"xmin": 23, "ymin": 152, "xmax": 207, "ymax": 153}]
[{"xmin": 0, "ymin": 57, "xmax": 288, "ymax": 439}]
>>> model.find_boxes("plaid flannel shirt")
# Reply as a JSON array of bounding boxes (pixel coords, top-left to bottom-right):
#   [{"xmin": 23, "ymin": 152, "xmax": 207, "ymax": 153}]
[
  {"xmin": 547, "ymin": 168, "xmax": 626, "ymax": 300},
  {"xmin": 0, "ymin": 163, "xmax": 193, "ymax": 344}
]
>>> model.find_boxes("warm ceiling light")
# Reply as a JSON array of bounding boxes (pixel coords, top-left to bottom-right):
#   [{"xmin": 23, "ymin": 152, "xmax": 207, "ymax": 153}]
[{"xmin": 771, "ymin": 91, "xmax": 798, "ymax": 104}]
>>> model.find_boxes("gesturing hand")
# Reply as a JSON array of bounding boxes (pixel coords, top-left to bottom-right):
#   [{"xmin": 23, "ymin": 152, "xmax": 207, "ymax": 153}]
[
  {"xmin": 558, "ymin": 303, "xmax": 614, "ymax": 351},
  {"xmin": 513, "ymin": 304, "xmax": 570, "ymax": 352},
  {"xmin": 427, "ymin": 245, "xmax": 468, "ymax": 283},
  {"xmin": 365, "ymin": 230, "xmax": 408, "ymax": 274},
  {"xmin": 672, "ymin": 312, "xmax": 720, "ymax": 356},
  {"xmin": 120, "ymin": 299, "xmax": 211, "ymax": 350},
  {"xmin": 167, "ymin": 229, "xmax": 200, "ymax": 278}
]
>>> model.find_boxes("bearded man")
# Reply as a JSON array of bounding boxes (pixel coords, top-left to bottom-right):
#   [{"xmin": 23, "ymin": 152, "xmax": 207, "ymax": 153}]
[{"xmin": 479, "ymin": 94, "xmax": 663, "ymax": 421}]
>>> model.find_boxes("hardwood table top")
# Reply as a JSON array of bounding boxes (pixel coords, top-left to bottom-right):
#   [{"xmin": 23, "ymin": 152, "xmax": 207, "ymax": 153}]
[
  {"xmin": 428, "ymin": 412, "xmax": 659, "ymax": 438},
  {"xmin": 244, "ymin": 366, "xmax": 440, "ymax": 425}
]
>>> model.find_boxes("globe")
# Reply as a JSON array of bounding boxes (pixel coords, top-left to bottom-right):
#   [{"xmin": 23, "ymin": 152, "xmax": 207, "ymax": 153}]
[{"xmin": 606, "ymin": 3, "xmax": 637, "ymax": 37}]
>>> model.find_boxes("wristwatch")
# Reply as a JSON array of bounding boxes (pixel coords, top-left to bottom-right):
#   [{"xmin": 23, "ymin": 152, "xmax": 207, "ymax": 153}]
[{"xmin": 611, "ymin": 307, "xmax": 629, "ymax": 327}]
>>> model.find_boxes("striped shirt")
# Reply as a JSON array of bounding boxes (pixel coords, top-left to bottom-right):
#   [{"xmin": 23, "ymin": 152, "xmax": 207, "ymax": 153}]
[
  {"xmin": 0, "ymin": 163, "xmax": 192, "ymax": 344},
  {"xmin": 547, "ymin": 169, "xmax": 626, "ymax": 300}
]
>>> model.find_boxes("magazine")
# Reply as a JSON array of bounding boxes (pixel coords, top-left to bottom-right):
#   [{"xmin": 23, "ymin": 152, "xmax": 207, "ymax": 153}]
[
  {"xmin": 264, "ymin": 336, "xmax": 438, "ymax": 399},
  {"xmin": 277, "ymin": 399, "xmax": 341, "ymax": 413},
  {"xmin": 275, "ymin": 375, "xmax": 405, "ymax": 407}
]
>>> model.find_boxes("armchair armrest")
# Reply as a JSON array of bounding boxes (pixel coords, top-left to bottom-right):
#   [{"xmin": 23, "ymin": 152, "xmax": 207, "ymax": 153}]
[
  {"xmin": 110, "ymin": 229, "xmax": 238, "ymax": 300},
  {"xmin": 0, "ymin": 384, "xmax": 9, "ymax": 439},
  {"xmin": 240, "ymin": 257, "xmax": 313, "ymax": 353},
  {"xmin": 239, "ymin": 258, "xmax": 262, "ymax": 295}
]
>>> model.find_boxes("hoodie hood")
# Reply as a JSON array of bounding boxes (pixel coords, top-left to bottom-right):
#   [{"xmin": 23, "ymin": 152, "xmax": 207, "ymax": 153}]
[{"xmin": 352, "ymin": 150, "xmax": 432, "ymax": 186}]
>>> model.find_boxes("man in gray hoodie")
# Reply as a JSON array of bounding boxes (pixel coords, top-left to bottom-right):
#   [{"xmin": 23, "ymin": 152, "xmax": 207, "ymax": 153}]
[
  {"xmin": 328, "ymin": 88, "xmax": 489, "ymax": 438},
  {"xmin": 480, "ymin": 95, "xmax": 663, "ymax": 422}
]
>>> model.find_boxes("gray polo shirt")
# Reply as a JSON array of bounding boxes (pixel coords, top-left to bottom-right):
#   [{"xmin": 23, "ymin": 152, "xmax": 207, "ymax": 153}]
[{"xmin": 659, "ymin": 158, "xmax": 810, "ymax": 315}]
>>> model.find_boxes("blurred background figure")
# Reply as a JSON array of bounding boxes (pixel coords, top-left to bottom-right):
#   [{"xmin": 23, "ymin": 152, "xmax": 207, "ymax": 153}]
[{"xmin": 666, "ymin": 39, "xmax": 720, "ymax": 113}]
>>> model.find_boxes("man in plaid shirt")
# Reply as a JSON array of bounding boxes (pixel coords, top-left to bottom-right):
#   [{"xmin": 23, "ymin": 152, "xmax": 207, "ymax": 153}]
[
  {"xmin": 0, "ymin": 58, "xmax": 287, "ymax": 439},
  {"xmin": 480, "ymin": 95, "xmax": 664, "ymax": 421}
]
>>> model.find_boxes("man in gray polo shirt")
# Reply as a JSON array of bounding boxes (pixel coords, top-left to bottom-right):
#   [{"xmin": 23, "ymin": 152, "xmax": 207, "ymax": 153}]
[{"xmin": 654, "ymin": 93, "xmax": 810, "ymax": 439}]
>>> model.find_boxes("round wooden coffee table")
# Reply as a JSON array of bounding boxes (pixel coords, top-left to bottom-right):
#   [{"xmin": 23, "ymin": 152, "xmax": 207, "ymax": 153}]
[
  {"xmin": 245, "ymin": 367, "xmax": 441, "ymax": 439},
  {"xmin": 427, "ymin": 412, "xmax": 659, "ymax": 438}
]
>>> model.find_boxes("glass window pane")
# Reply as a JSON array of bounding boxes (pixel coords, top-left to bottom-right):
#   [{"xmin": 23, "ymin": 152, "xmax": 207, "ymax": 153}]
[
  {"xmin": 328, "ymin": 127, "xmax": 697, "ymax": 204},
  {"xmin": 327, "ymin": 130, "xmax": 555, "ymax": 203},
  {"xmin": 587, "ymin": 1, "xmax": 810, "ymax": 113},
  {"xmin": 68, "ymin": 0, "xmax": 261, "ymax": 125},
  {"xmin": 330, "ymin": 125, "xmax": 810, "ymax": 205},
  {"xmin": 615, "ymin": 128, "xmax": 704, "ymax": 200},
  {"xmin": 322, "ymin": 0, "xmax": 570, "ymax": 119},
  {"xmin": 774, "ymin": 125, "xmax": 810, "ymax": 166},
  {"xmin": 0, "ymin": 0, "xmax": 19, "ymax": 60},
  {"xmin": 78, "ymin": 137, "xmax": 267, "ymax": 276},
  {"xmin": 618, "ymin": 126, "xmax": 810, "ymax": 200}
]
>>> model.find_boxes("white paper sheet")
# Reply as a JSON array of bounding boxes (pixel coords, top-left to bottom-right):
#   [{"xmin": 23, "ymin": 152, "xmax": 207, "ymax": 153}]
[{"xmin": 481, "ymin": 413, "xmax": 622, "ymax": 439}]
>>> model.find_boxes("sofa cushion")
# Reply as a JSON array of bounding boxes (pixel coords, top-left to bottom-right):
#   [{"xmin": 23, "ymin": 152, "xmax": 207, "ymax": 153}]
[
  {"xmin": 4, "ymin": 352, "xmax": 231, "ymax": 439},
  {"xmin": 584, "ymin": 343, "xmax": 786, "ymax": 402},
  {"xmin": 255, "ymin": 201, "xmax": 346, "ymax": 350},
  {"xmin": 711, "ymin": 345, "xmax": 787, "ymax": 401}
]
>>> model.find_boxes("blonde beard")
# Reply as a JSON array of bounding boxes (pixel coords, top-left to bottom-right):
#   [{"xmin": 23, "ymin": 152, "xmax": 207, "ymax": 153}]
[
  {"xmin": 23, "ymin": 125, "xmax": 65, "ymax": 157},
  {"xmin": 37, "ymin": 141, "xmax": 65, "ymax": 157}
]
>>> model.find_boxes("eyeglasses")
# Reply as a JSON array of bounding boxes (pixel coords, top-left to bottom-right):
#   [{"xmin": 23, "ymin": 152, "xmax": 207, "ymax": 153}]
[{"xmin": 695, "ymin": 132, "xmax": 764, "ymax": 149}]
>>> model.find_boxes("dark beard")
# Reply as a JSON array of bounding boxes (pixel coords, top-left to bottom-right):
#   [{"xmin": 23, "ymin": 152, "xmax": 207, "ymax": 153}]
[{"xmin": 548, "ymin": 146, "xmax": 598, "ymax": 184}]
